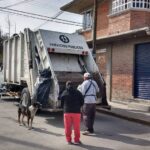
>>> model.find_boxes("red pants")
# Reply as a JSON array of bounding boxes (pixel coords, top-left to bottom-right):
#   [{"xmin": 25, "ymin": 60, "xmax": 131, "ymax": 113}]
[{"xmin": 64, "ymin": 113, "xmax": 81, "ymax": 142}]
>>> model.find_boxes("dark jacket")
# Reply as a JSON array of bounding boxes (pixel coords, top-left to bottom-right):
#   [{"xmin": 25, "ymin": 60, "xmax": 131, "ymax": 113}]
[{"xmin": 60, "ymin": 87, "xmax": 84, "ymax": 113}]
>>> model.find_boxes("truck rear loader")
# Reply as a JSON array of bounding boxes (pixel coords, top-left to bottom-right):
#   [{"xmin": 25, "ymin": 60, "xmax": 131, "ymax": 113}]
[{"xmin": 3, "ymin": 28, "xmax": 109, "ymax": 110}]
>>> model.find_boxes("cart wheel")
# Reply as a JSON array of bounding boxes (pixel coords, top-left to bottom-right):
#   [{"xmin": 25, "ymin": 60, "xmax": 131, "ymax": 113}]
[{"xmin": 20, "ymin": 88, "xmax": 31, "ymax": 107}]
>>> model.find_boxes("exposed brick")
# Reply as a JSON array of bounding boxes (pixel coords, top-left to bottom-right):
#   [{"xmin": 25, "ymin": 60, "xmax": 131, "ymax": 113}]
[
  {"xmin": 78, "ymin": 0, "xmax": 150, "ymax": 102},
  {"xmin": 96, "ymin": 52, "xmax": 106, "ymax": 80},
  {"xmin": 108, "ymin": 12, "xmax": 131, "ymax": 35},
  {"xmin": 81, "ymin": 30, "xmax": 92, "ymax": 40},
  {"xmin": 111, "ymin": 40, "xmax": 133, "ymax": 100},
  {"xmin": 96, "ymin": 0, "xmax": 109, "ymax": 37},
  {"xmin": 81, "ymin": 1, "xmax": 150, "ymax": 40},
  {"xmin": 130, "ymin": 11, "xmax": 150, "ymax": 29}
]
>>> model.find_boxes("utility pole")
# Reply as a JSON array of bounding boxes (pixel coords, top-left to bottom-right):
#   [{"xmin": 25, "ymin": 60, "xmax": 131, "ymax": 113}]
[
  {"xmin": 6, "ymin": 15, "xmax": 11, "ymax": 37},
  {"xmin": 14, "ymin": 23, "xmax": 16, "ymax": 33},
  {"xmin": 92, "ymin": 0, "xmax": 98, "ymax": 58},
  {"xmin": 92, "ymin": 0, "xmax": 110, "ymax": 108},
  {"xmin": 0, "ymin": 26, "xmax": 2, "ymax": 38}
]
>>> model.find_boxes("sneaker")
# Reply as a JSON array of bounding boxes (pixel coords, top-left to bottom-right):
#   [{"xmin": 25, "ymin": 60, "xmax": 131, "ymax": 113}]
[
  {"xmin": 67, "ymin": 141, "xmax": 73, "ymax": 145},
  {"xmin": 83, "ymin": 130, "xmax": 95, "ymax": 135},
  {"xmin": 74, "ymin": 141, "xmax": 82, "ymax": 145},
  {"xmin": 82, "ymin": 130, "xmax": 90, "ymax": 135}
]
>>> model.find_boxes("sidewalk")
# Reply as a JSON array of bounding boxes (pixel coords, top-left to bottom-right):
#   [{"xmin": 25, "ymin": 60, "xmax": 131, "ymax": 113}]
[{"xmin": 96, "ymin": 101, "xmax": 150, "ymax": 126}]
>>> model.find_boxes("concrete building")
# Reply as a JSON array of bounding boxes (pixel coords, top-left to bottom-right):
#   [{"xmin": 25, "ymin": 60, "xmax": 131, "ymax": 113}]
[{"xmin": 61, "ymin": 0, "xmax": 150, "ymax": 106}]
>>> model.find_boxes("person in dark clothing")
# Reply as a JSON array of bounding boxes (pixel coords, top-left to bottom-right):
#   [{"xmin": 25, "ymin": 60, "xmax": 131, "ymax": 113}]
[{"xmin": 60, "ymin": 81, "xmax": 84, "ymax": 145}]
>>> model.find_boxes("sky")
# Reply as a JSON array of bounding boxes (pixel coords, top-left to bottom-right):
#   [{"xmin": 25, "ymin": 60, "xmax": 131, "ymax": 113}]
[{"xmin": 0, "ymin": 0, "xmax": 83, "ymax": 35}]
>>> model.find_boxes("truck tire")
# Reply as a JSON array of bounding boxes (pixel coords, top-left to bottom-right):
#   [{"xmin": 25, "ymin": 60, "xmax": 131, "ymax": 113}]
[{"xmin": 20, "ymin": 88, "xmax": 31, "ymax": 107}]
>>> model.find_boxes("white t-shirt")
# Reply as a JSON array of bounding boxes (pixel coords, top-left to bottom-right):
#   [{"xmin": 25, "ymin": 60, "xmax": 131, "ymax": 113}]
[{"xmin": 78, "ymin": 79, "xmax": 99, "ymax": 104}]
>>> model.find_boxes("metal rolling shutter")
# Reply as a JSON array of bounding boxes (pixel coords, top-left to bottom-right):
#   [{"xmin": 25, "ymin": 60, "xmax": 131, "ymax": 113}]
[{"xmin": 134, "ymin": 43, "xmax": 150, "ymax": 100}]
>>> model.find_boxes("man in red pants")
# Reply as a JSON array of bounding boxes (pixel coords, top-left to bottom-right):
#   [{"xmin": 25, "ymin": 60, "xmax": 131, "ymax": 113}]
[{"xmin": 60, "ymin": 81, "xmax": 84, "ymax": 145}]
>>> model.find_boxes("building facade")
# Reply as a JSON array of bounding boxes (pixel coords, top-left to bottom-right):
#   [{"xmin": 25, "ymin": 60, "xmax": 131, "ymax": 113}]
[{"xmin": 61, "ymin": 0, "xmax": 150, "ymax": 104}]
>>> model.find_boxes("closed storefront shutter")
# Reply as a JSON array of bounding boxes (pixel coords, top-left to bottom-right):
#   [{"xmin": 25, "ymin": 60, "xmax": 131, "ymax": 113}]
[{"xmin": 134, "ymin": 43, "xmax": 150, "ymax": 100}]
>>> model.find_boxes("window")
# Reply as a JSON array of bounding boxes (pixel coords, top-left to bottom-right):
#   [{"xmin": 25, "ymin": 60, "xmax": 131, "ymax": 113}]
[
  {"xmin": 111, "ymin": 0, "xmax": 150, "ymax": 15},
  {"xmin": 82, "ymin": 10, "xmax": 93, "ymax": 30}
]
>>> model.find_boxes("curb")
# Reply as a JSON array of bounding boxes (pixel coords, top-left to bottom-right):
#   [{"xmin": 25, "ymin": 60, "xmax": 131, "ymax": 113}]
[{"xmin": 96, "ymin": 108, "xmax": 150, "ymax": 126}]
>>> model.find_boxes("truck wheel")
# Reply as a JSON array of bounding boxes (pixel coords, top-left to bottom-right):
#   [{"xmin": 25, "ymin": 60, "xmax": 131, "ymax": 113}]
[{"xmin": 20, "ymin": 88, "xmax": 31, "ymax": 107}]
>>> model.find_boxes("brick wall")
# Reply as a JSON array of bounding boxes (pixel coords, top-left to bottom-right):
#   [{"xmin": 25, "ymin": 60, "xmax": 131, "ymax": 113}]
[
  {"xmin": 111, "ymin": 40, "xmax": 133, "ymax": 100},
  {"xmin": 130, "ymin": 11, "xmax": 150, "ymax": 29},
  {"xmin": 81, "ymin": 30, "xmax": 92, "ymax": 41},
  {"xmin": 146, "ymin": 12, "xmax": 150, "ymax": 25},
  {"xmin": 96, "ymin": 0, "xmax": 109, "ymax": 37},
  {"xmin": 108, "ymin": 11, "xmax": 150, "ymax": 35},
  {"xmin": 80, "ymin": 0, "xmax": 110, "ymax": 40},
  {"xmin": 96, "ymin": 51, "xmax": 106, "ymax": 80},
  {"xmin": 81, "ymin": 1, "xmax": 150, "ymax": 40},
  {"xmin": 108, "ymin": 12, "xmax": 131, "ymax": 35},
  {"xmin": 111, "ymin": 37, "xmax": 150, "ymax": 101}
]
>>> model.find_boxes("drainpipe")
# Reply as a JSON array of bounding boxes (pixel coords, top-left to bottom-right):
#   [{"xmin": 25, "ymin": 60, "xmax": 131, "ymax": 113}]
[{"xmin": 92, "ymin": 0, "xmax": 98, "ymax": 57}]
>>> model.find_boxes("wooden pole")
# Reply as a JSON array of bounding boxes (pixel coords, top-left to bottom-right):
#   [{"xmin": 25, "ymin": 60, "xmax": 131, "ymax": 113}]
[{"xmin": 92, "ymin": 0, "xmax": 98, "ymax": 57}]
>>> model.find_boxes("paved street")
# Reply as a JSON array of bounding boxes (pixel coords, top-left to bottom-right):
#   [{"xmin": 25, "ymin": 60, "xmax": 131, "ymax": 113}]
[{"xmin": 0, "ymin": 100, "xmax": 150, "ymax": 150}]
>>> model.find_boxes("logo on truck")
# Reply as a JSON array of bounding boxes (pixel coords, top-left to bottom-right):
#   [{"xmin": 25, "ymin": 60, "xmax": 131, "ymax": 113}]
[{"xmin": 59, "ymin": 35, "xmax": 69, "ymax": 43}]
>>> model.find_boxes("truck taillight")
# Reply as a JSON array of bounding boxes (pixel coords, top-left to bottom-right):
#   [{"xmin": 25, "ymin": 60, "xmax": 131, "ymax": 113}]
[
  {"xmin": 47, "ymin": 48, "xmax": 55, "ymax": 53},
  {"xmin": 82, "ymin": 51, "xmax": 88, "ymax": 55}
]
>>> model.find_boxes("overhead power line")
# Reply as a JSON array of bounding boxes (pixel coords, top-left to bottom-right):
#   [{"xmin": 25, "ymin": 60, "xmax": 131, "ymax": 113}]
[
  {"xmin": 0, "ymin": 7, "xmax": 82, "ymax": 26},
  {"xmin": 34, "ymin": 10, "xmax": 64, "ymax": 30},
  {"xmin": 4, "ymin": 0, "xmax": 34, "ymax": 8},
  {"xmin": 52, "ymin": 10, "xmax": 64, "ymax": 19},
  {"xmin": 0, "ymin": 9, "xmax": 82, "ymax": 27}
]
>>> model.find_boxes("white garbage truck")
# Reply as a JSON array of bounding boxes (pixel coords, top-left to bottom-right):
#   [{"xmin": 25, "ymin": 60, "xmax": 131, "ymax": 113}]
[{"xmin": 3, "ymin": 28, "xmax": 108, "ymax": 110}]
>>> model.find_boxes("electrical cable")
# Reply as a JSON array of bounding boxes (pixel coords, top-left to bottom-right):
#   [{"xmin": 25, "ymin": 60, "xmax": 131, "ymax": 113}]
[
  {"xmin": 0, "ymin": 7, "xmax": 82, "ymax": 26},
  {"xmin": 0, "ymin": 9, "xmax": 82, "ymax": 27},
  {"xmin": 52, "ymin": 10, "xmax": 64, "ymax": 19},
  {"xmin": 34, "ymin": 10, "xmax": 64, "ymax": 30},
  {"xmin": 3, "ymin": 0, "xmax": 35, "ymax": 8}
]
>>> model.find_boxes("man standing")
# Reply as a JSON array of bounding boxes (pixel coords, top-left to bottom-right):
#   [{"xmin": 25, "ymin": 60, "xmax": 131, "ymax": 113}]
[
  {"xmin": 60, "ymin": 81, "xmax": 84, "ymax": 145},
  {"xmin": 79, "ymin": 72, "xmax": 99, "ymax": 135}
]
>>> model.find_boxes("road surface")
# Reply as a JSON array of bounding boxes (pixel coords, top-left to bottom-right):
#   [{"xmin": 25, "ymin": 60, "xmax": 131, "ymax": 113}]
[{"xmin": 0, "ymin": 99, "xmax": 150, "ymax": 150}]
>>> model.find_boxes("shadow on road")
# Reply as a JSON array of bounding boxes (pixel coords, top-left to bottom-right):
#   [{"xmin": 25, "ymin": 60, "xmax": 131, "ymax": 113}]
[
  {"xmin": 76, "ymin": 143, "xmax": 114, "ymax": 150},
  {"xmin": 37, "ymin": 110, "xmax": 150, "ymax": 147},
  {"xmin": 32, "ymin": 127, "xmax": 63, "ymax": 137},
  {"xmin": 1, "ymin": 100, "xmax": 150, "ymax": 149},
  {"xmin": 0, "ymin": 134, "xmax": 114, "ymax": 150},
  {"xmin": 37, "ymin": 111, "xmax": 64, "ymax": 128},
  {"xmin": 0, "ymin": 135, "xmax": 56, "ymax": 150},
  {"xmin": 92, "ymin": 113, "xmax": 150, "ymax": 147}
]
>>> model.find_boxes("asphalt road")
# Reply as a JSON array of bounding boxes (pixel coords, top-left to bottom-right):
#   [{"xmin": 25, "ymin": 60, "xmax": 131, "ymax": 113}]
[{"xmin": 0, "ymin": 99, "xmax": 150, "ymax": 150}]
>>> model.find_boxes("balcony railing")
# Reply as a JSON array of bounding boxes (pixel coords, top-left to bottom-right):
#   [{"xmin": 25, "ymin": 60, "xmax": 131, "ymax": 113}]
[{"xmin": 110, "ymin": 0, "xmax": 150, "ymax": 15}]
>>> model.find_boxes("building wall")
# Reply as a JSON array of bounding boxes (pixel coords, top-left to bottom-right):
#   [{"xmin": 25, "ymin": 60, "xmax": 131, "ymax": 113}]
[
  {"xmin": 108, "ymin": 12, "xmax": 131, "ymax": 35},
  {"xmin": 96, "ymin": 50, "xmax": 106, "ymax": 80},
  {"xmin": 111, "ymin": 39, "xmax": 133, "ymax": 100},
  {"xmin": 81, "ymin": 30, "xmax": 92, "ymax": 41},
  {"xmin": 96, "ymin": 0, "xmax": 109, "ymax": 37},
  {"xmin": 130, "ymin": 11, "xmax": 150, "ymax": 29},
  {"xmin": 104, "ymin": 36, "xmax": 150, "ymax": 101},
  {"xmin": 81, "ymin": 1, "xmax": 150, "ymax": 40},
  {"xmin": 108, "ymin": 11, "xmax": 150, "ymax": 35},
  {"xmin": 96, "ymin": 43, "xmax": 112, "ymax": 101},
  {"xmin": 77, "ymin": 0, "xmax": 150, "ymax": 102}
]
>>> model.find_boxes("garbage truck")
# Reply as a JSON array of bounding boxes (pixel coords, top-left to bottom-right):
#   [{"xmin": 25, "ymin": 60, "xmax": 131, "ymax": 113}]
[{"xmin": 2, "ymin": 28, "xmax": 109, "ymax": 110}]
